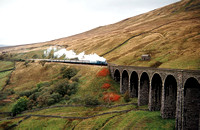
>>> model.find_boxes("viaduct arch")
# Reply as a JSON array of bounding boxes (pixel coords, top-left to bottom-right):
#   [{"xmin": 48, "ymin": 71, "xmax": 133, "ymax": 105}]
[
  {"xmin": 108, "ymin": 64, "xmax": 200, "ymax": 130},
  {"xmin": 130, "ymin": 71, "xmax": 138, "ymax": 98}
]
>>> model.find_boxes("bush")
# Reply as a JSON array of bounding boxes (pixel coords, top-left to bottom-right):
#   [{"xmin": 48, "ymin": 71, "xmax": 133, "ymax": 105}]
[
  {"xmin": 36, "ymin": 92, "xmax": 51, "ymax": 107},
  {"xmin": 24, "ymin": 60, "xmax": 30, "ymax": 67},
  {"xmin": 39, "ymin": 60, "xmax": 46, "ymax": 66},
  {"xmin": 15, "ymin": 78, "xmax": 79, "ymax": 109},
  {"xmin": 97, "ymin": 68, "xmax": 109, "ymax": 77},
  {"xmin": 124, "ymin": 91, "xmax": 131, "ymax": 102},
  {"xmin": 5, "ymin": 89, "xmax": 15, "ymax": 95},
  {"xmin": 101, "ymin": 83, "xmax": 111, "ymax": 89},
  {"xmin": 71, "ymin": 76, "xmax": 79, "ymax": 82},
  {"xmin": 68, "ymin": 96, "xmax": 82, "ymax": 104},
  {"xmin": 60, "ymin": 67, "xmax": 66, "ymax": 73},
  {"xmin": 0, "ymin": 92, "xmax": 7, "ymax": 100},
  {"xmin": 51, "ymin": 92, "xmax": 62, "ymax": 102},
  {"xmin": 12, "ymin": 97, "xmax": 28, "ymax": 116},
  {"xmin": 61, "ymin": 68, "xmax": 78, "ymax": 79},
  {"xmin": 67, "ymin": 82, "xmax": 78, "ymax": 95},
  {"xmin": 46, "ymin": 98, "xmax": 55, "ymax": 106},
  {"xmin": 19, "ymin": 88, "xmax": 38, "ymax": 97},
  {"xmin": 53, "ymin": 80, "xmax": 70, "ymax": 96},
  {"xmin": 27, "ymin": 99, "xmax": 37, "ymax": 110},
  {"xmin": 63, "ymin": 95, "xmax": 70, "ymax": 100},
  {"xmin": 37, "ymin": 81, "xmax": 51, "ymax": 90},
  {"xmin": 103, "ymin": 92, "xmax": 120, "ymax": 102},
  {"xmin": 29, "ymin": 92, "xmax": 41, "ymax": 101},
  {"xmin": 84, "ymin": 96, "xmax": 100, "ymax": 106}
]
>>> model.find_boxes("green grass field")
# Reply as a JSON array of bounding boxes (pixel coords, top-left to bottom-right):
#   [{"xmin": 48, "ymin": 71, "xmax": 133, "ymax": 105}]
[
  {"xmin": 0, "ymin": 62, "xmax": 175, "ymax": 129},
  {"xmin": 0, "ymin": 61, "xmax": 14, "ymax": 90},
  {"xmin": 0, "ymin": 105, "xmax": 175, "ymax": 130},
  {"xmin": 0, "ymin": 71, "xmax": 12, "ymax": 90},
  {"xmin": 0, "ymin": 61, "xmax": 14, "ymax": 71}
]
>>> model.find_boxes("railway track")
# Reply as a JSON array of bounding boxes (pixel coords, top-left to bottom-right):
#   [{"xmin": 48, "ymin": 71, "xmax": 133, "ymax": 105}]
[{"xmin": 30, "ymin": 59, "xmax": 108, "ymax": 66}]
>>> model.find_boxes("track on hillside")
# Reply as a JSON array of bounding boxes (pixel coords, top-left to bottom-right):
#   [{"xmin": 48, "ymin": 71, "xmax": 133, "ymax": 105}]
[{"xmin": 30, "ymin": 59, "xmax": 108, "ymax": 66}]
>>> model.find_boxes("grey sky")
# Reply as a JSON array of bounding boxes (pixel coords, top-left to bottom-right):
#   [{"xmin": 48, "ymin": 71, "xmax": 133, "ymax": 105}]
[{"xmin": 0, "ymin": 0, "xmax": 180, "ymax": 46}]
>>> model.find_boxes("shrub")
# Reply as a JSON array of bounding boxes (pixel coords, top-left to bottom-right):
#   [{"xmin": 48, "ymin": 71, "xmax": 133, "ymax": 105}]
[
  {"xmin": 60, "ymin": 67, "xmax": 66, "ymax": 73},
  {"xmin": 37, "ymin": 81, "xmax": 51, "ymax": 90},
  {"xmin": 71, "ymin": 76, "xmax": 79, "ymax": 82},
  {"xmin": 97, "ymin": 68, "xmax": 109, "ymax": 77},
  {"xmin": 51, "ymin": 92, "xmax": 62, "ymax": 102},
  {"xmin": 12, "ymin": 97, "xmax": 28, "ymax": 116},
  {"xmin": 103, "ymin": 92, "xmax": 120, "ymax": 102},
  {"xmin": 68, "ymin": 82, "xmax": 78, "ymax": 95},
  {"xmin": 24, "ymin": 60, "xmax": 30, "ymax": 67},
  {"xmin": 69, "ymin": 96, "xmax": 82, "ymax": 104},
  {"xmin": 36, "ymin": 92, "xmax": 51, "ymax": 107},
  {"xmin": 61, "ymin": 68, "xmax": 78, "ymax": 79},
  {"xmin": 27, "ymin": 99, "xmax": 37, "ymax": 110},
  {"xmin": 46, "ymin": 98, "xmax": 55, "ymax": 106},
  {"xmin": 124, "ymin": 91, "xmax": 131, "ymax": 102},
  {"xmin": 53, "ymin": 80, "xmax": 70, "ymax": 96},
  {"xmin": 19, "ymin": 88, "xmax": 38, "ymax": 97},
  {"xmin": 84, "ymin": 96, "xmax": 100, "ymax": 106},
  {"xmin": 29, "ymin": 92, "xmax": 41, "ymax": 101},
  {"xmin": 0, "ymin": 92, "xmax": 7, "ymax": 100},
  {"xmin": 101, "ymin": 83, "xmax": 111, "ymax": 89},
  {"xmin": 63, "ymin": 95, "xmax": 70, "ymax": 100},
  {"xmin": 5, "ymin": 89, "xmax": 15, "ymax": 95},
  {"xmin": 39, "ymin": 60, "xmax": 46, "ymax": 66}
]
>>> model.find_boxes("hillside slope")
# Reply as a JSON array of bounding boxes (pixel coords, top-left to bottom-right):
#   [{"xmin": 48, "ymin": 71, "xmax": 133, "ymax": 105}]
[
  {"xmin": 0, "ymin": 62, "xmax": 175, "ymax": 129},
  {"xmin": 1, "ymin": 0, "xmax": 200, "ymax": 69}
]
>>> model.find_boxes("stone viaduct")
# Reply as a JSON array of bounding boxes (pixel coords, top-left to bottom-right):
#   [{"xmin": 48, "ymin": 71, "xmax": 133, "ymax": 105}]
[{"xmin": 108, "ymin": 64, "xmax": 200, "ymax": 130}]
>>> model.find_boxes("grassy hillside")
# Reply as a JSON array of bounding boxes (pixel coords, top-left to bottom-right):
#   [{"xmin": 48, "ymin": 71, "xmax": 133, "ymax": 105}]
[
  {"xmin": 1, "ymin": 106, "xmax": 175, "ymax": 129},
  {"xmin": 0, "ymin": 61, "xmax": 15, "ymax": 90},
  {"xmin": 0, "ymin": 62, "xmax": 175, "ymax": 129},
  {"xmin": 0, "ymin": 0, "xmax": 199, "ymax": 70},
  {"xmin": 1, "ymin": 1, "xmax": 199, "ymax": 129}
]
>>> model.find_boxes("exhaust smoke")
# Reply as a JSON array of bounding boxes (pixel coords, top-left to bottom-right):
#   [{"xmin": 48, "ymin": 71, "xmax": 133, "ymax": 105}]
[{"xmin": 44, "ymin": 46, "xmax": 106, "ymax": 62}]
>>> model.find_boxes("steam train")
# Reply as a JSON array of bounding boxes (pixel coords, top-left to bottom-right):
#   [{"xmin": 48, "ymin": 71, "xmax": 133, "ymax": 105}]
[{"xmin": 33, "ymin": 59, "xmax": 108, "ymax": 66}]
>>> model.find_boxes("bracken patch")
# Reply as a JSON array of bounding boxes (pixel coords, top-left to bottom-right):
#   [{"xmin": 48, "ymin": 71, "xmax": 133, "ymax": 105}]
[
  {"xmin": 101, "ymin": 83, "xmax": 111, "ymax": 89},
  {"xmin": 103, "ymin": 92, "xmax": 120, "ymax": 102},
  {"xmin": 97, "ymin": 68, "xmax": 109, "ymax": 77}
]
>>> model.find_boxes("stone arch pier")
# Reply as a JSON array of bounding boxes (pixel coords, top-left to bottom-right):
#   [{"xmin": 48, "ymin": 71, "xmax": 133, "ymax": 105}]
[{"xmin": 108, "ymin": 64, "xmax": 200, "ymax": 130}]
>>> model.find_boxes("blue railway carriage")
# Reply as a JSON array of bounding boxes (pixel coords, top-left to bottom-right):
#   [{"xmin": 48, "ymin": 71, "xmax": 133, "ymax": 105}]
[{"xmin": 34, "ymin": 59, "xmax": 107, "ymax": 66}]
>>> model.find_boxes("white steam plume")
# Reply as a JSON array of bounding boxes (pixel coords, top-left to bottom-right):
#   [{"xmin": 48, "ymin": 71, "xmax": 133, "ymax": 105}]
[{"xmin": 44, "ymin": 46, "xmax": 106, "ymax": 62}]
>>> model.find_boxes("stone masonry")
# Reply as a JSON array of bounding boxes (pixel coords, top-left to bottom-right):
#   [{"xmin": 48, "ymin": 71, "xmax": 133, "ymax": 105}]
[{"xmin": 108, "ymin": 63, "xmax": 200, "ymax": 130}]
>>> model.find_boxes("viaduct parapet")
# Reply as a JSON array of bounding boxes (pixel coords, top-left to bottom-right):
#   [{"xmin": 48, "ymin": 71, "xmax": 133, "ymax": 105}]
[{"xmin": 108, "ymin": 63, "xmax": 200, "ymax": 130}]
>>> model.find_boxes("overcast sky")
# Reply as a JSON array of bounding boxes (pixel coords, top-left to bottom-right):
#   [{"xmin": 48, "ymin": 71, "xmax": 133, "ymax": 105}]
[{"xmin": 0, "ymin": 0, "xmax": 180, "ymax": 46}]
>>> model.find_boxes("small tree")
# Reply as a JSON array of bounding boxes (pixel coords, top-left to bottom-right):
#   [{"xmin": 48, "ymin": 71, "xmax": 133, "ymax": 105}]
[
  {"xmin": 53, "ymin": 80, "xmax": 70, "ymax": 96},
  {"xmin": 124, "ymin": 91, "xmax": 131, "ymax": 102},
  {"xmin": 62, "ymin": 68, "xmax": 78, "ymax": 79},
  {"xmin": 24, "ymin": 60, "xmax": 30, "ymax": 67},
  {"xmin": 39, "ymin": 60, "xmax": 46, "ymax": 67},
  {"xmin": 12, "ymin": 97, "xmax": 28, "ymax": 116},
  {"xmin": 84, "ymin": 96, "xmax": 100, "ymax": 106}
]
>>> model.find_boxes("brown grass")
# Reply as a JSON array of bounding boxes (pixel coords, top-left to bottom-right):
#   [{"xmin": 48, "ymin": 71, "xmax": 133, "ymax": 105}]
[
  {"xmin": 1, "ymin": 0, "xmax": 200, "ymax": 70},
  {"xmin": 5, "ymin": 62, "xmax": 104, "ymax": 92}
]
